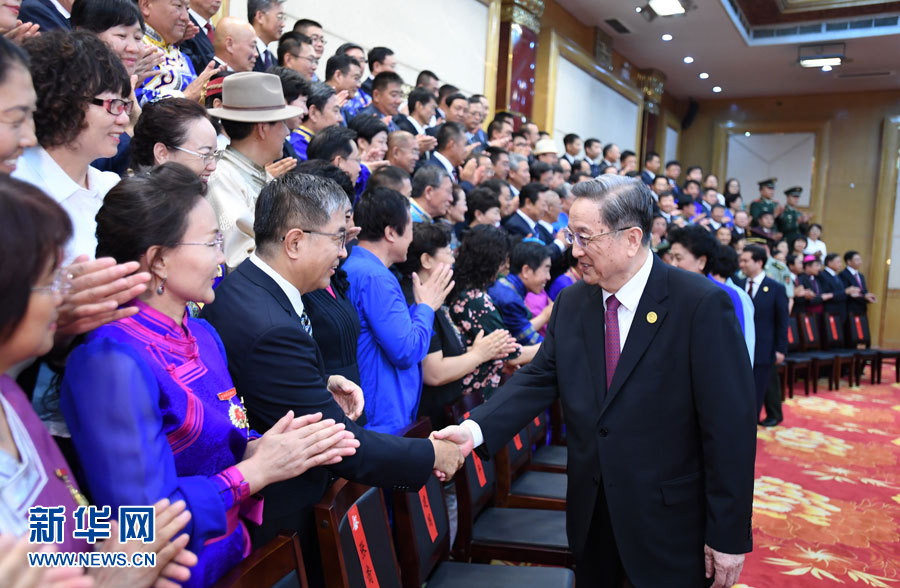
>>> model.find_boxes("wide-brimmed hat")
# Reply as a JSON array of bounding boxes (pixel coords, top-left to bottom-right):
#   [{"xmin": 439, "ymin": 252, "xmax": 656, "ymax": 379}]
[
  {"xmin": 207, "ymin": 72, "xmax": 303, "ymax": 123},
  {"xmin": 533, "ymin": 139, "xmax": 558, "ymax": 156}
]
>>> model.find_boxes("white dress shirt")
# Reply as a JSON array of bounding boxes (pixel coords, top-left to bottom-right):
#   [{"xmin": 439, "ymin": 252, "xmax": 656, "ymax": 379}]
[
  {"xmin": 745, "ymin": 271, "xmax": 765, "ymax": 298},
  {"xmin": 463, "ymin": 248, "xmax": 654, "ymax": 447},
  {"xmin": 431, "ymin": 151, "xmax": 456, "ymax": 181},
  {"xmin": 48, "ymin": 0, "xmax": 70, "ymax": 18},
  {"xmin": 406, "ymin": 115, "xmax": 427, "ymax": 136},
  {"xmin": 248, "ymin": 253, "xmax": 306, "ymax": 318},
  {"xmin": 12, "ymin": 146, "xmax": 121, "ymax": 264},
  {"xmin": 189, "ymin": 9, "xmax": 209, "ymax": 29}
]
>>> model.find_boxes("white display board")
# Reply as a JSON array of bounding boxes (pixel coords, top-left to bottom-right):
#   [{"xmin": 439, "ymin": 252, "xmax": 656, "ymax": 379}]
[
  {"xmin": 888, "ymin": 168, "xmax": 900, "ymax": 290},
  {"xmin": 552, "ymin": 56, "xmax": 640, "ymax": 157},
  {"xmin": 726, "ymin": 132, "xmax": 815, "ymax": 206},
  {"xmin": 664, "ymin": 125, "xmax": 679, "ymax": 163}
]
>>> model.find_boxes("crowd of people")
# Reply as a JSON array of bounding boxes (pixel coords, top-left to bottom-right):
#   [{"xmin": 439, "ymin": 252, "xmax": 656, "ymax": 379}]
[{"xmin": 0, "ymin": 0, "xmax": 880, "ymax": 585}]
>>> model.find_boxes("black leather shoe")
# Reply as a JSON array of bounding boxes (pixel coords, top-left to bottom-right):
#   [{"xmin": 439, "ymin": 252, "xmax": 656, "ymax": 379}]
[{"xmin": 761, "ymin": 417, "xmax": 782, "ymax": 427}]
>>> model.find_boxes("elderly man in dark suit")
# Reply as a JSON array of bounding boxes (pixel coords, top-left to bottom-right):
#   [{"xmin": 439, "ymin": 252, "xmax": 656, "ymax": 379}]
[
  {"xmin": 201, "ymin": 173, "xmax": 463, "ymax": 586},
  {"xmin": 179, "ymin": 0, "xmax": 218, "ymax": 74},
  {"xmin": 433, "ymin": 176, "xmax": 756, "ymax": 587}
]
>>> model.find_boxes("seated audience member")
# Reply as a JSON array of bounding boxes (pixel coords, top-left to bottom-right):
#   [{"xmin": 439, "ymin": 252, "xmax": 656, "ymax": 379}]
[
  {"xmin": 248, "ymin": 0, "xmax": 282, "ymax": 71},
  {"xmin": 348, "ymin": 112, "xmax": 388, "ymax": 164},
  {"xmin": 211, "ymin": 16, "xmax": 258, "ymax": 72},
  {"xmin": 397, "ymin": 223, "xmax": 515, "ymax": 428},
  {"xmin": 488, "ymin": 240, "xmax": 553, "ymax": 345},
  {"xmin": 732, "ymin": 209, "xmax": 750, "ymax": 240},
  {"xmin": 464, "ymin": 95, "xmax": 487, "ymax": 147},
  {"xmin": 548, "ymin": 248, "xmax": 581, "ymax": 301},
  {"xmin": 682, "ymin": 179, "xmax": 700, "ymax": 207},
  {"xmin": 840, "ymin": 250, "xmax": 878, "ymax": 318},
  {"xmin": 600, "ymin": 165, "xmax": 618, "ymax": 175},
  {"xmin": 503, "ymin": 182, "xmax": 564, "ymax": 253},
  {"xmin": 804, "ymin": 223, "xmax": 827, "ymax": 260},
  {"xmin": 481, "ymin": 177, "xmax": 517, "ymax": 219},
  {"xmin": 420, "ymin": 121, "xmax": 466, "ymax": 182},
  {"xmin": 486, "ymin": 146, "xmax": 510, "ymax": 181},
  {"xmin": 62, "ymin": 164, "xmax": 358, "ymax": 587},
  {"xmin": 179, "ymin": 0, "xmax": 217, "ymax": 74},
  {"xmin": 709, "ymin": 203, "xmax": 729, "ymax": 230},
  {"xmin": 530, "ymin": 160, "xmax": 552, "ymax": 184},
  {"xmin": 429, "ymin": 92, "xmax": 468, "ymax": 135},
  {"xmin": 546, "ymin": 164, "xmax": 564, "ymax": 189},
  {"xmin": 14, "ymin": 31, "xmax": 128, "ymax": 264},
  {"xmin": 434, "ymin": 84, "xmax": 457, "ymax": 121},
  {"xmin": 131, "ymin": 97, "xmax": 220, "ymax": 183},
  {"xmin": 570, "ymin": 170, "xmax": 592, "ymax": 184},
  {"xmin": 408, "ymin": 165, "xmax": 452, "ymax": 223},
  {"xmin": 333, "ymin": 41, "xmax": 370, "ymax": 117},
  {"xmin": 532, "ymin": 138, "xmax": 558, "ymax": 165},
  {"xmin": 657, "ymin": 191, "xmax": 676, "ymax": 222},
  {"xmin": 716, "ymin": 225, "xmax": 734, "ymax": 247},
  {"xmin": 650, "ymin": 214, "xmax": 669, "ymax": 251},
  {"xmin": 307, "ymin": 125, "xmax": 362, "ymax": 186},
  {"xmin": 135, "ymin": 0, "xmax": 219, "ymax": 104},
  {"xmin": 368, "ymin": 164, "xmax": 412, "ymax": 197},
  {"xmin": 510, "ymin": 131, "xmax": 531, "ymax": 158},
  {"xmin": 325, "ymin": 53, "xmax": 363, "ymax": 124},
  {"xmin": 416, "ymin": 69, "xmax": 440, "ymax": 99},
  {"xmin": 269, "ymin": 65, "xmax": 312, "ymax": 160},
  {"xmin": 343, "ymin": 187, "xmax": 453, "ymax": 433},
  {"xmin": 676, "ymin": 198, "xmax": 696, "ymax": 225},
  {"xmin": 289, "ymin": 81, "xmax": 341, "ymax": 160},
  {"xmin": 293, "ymin": 17, "xmax": 325, "ymax": 67},
  {"xmin": 583, "ymin": 138, "xmax": 602, "ymax": 175},
  {"xmin": 507, "ymin": 152, "xmax": 530, "ymax": 196},
  {"xmin": 359, "ymin": 45, "xmax": 395, "ymax": 98},
  {"xmin": 358, "ymin": 72, "xmax": 403, "ymax": 133},
  {"xmin": 651, "ymin": 175, "xmax": 670, "ymax": 199},
  {"xmin": 465, "ymin": 186, "xmax": 502, "ymax": 228},
  {"xmin": 206, "ymin": 72, "xmax": 302, "ymax": 269},
  {"xmin": 457, "ymin": 151, "xmax": 492, "ymax": 191},
  {"xmin": 486, "ymin": 118, "xmax": 512, "ymax": 147},
  {"xmin": 696, "ymin": 186, "xmax": 717, "ymax": 217},
  {"xmin": 386, "ymin": 130, "xmax": 419, "ymax": 174},
  {"xmin": 0, "ymin": 175, "xmax": 198, "ymax": 588},
  {"xmin": 277, "ymin": 31, "xmax": 316, "ymax": 79},
  {"xmin": 394, "ymin": 87, "xmax": 438, "ymax": 153},
  {"xmin": 200, "ymin": 173, "xmax": 463, "ymax": 583}
]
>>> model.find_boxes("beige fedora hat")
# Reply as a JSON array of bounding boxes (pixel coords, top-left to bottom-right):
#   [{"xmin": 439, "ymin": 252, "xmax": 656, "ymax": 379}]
[
  {"xmin": 533, "ymin": 138, "xmax": 558, "ymax": 156},
  {"xmin": 207, "ymin": 72, "xmax": 303, "ymax": 123}
]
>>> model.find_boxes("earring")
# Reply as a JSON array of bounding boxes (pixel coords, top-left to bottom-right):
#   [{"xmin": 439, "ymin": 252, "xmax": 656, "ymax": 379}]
[{"xmin": 156, "ymin": 276, "xmax": 167, "ymax": 295}]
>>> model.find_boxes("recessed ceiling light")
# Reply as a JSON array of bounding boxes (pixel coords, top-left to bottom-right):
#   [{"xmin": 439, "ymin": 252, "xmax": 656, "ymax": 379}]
[
  {"xmin": 698, "ymin": 72, "xmax": 709, "ymax": 79},
  {"xmin": 649, "ymin": 0, "xmax": 686, "ymax": 16},
  {"xmin": 744, "ymin": 131, "xmax": 751, "ymax": 137},
  {"xmin": 635, "ymin": 6, "xmax": 642, "ymax": 12},
  {"xmin": 683, "ymin": 56, "xmax": 694, "ymax": 64},
  {"xmin": 661, "ymin": 33, "xmax": 673, "ymax": 41},
  {"xmin": 712, "ymin": 86, "xmax": 722, "ymax": 93},
  {"xmin": 821, "ymin": 65, "xmax": 832, "ymax": 72}
]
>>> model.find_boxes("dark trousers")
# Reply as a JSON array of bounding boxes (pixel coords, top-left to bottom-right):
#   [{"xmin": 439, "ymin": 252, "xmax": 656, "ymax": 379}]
[
  {"xmin": 753, "ymin": 364, "xmax": 773, "ymax": 417},
  {"xmin": 577, "ymin": 485, "xmax": 632, "ymax": 587},
  {"xmin": 764, "ymin": 366, "xmax": 783, "ymax": 421}
]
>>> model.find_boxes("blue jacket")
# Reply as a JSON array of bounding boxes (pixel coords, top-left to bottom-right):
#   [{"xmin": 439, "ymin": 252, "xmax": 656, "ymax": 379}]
[{"xmin": 488, "ymin": 274, "xmax": 542, "ymax": 345}]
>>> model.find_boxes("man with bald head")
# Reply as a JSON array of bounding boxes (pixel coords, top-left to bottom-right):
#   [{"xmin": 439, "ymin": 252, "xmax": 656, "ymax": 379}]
[
  {"xmin": 386, "ymin": 131, "xmax": 419, "ymax": 175},
  {"xmin": 213, "ymin": 17, "xmax": 259, "ymax": 72}
]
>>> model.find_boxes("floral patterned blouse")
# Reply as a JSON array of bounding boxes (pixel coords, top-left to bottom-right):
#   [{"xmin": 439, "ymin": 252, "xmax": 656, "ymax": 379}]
[{"xmin": 449, "ymin": 288, "xmax": 519, "ymax": 399}]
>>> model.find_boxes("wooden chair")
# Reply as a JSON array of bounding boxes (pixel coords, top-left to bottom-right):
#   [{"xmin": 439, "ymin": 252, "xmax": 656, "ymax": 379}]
[
  {"xmin": 782, "ymin": 317, "xmax": 811, "ymax": 398},
  {"xmin": 821, "ymin": 312, "xmax": 866, "ymax": 388},
  {"xmin": 211, "ymin": 532, "xmax": 308, "ymax": 588},
  {"xmin": 494, "ymin": 427, "xmax": 567, "ymax": 511},
  {"xmin": 796, "ymin": 314, "xmax": 840, "ymax": 393},
  {"xmin": 528, "ymin": 411, "xmax": 567, "ymax": 474},
  {"xmin": 847, "ymin": 314, "xmax": 900, "ymax": 384}
]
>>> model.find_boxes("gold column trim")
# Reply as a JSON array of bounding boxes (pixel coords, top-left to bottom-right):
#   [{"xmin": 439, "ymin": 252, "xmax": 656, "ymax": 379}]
[
  {"xmin": 483, "ymin": 0, "xmax": 502, "ymax": 122},
  {"xmin": 870, "ymin": 115, "xmax": 900, "ymax": 346},
  {"xmin": 500, "ymin": 0, "xmax": 544, "ymax": 33},
  {"xmin": 635, "ymin": 68, "xmax": 666, "ymax": 115}
]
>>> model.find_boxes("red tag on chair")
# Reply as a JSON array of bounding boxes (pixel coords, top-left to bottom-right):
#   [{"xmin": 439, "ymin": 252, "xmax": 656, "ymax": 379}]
[
  {"xmin": 855, "ymin": 316, "xmax": 864, "ymax": 340},
  {"xmin": 534, "ymin": 416, "xmax": 541, "ymax": 427},
  {"xmin": 787, "ymin": 327, "xmax": 794, "ymax": 345},
  {"xmin": 828, "ymin": 316, "xmax": 839, "ymax": 340},
  {"xmin": 804, "ymin": 316, "xmax": 814, "ymax": 342},
  {"xmin": 472, "ymin": 453, "xmax": 487, "ymax": 487},
  {"xmin": 347, "ymin": 504, "xmax": 380, "ymax": 588},
  {"xmin": 418, "ymin": 486, "xmax": 439, "ymax": 542}
]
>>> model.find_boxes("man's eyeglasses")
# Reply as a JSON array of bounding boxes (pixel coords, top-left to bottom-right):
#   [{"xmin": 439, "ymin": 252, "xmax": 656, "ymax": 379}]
[
  {"xmin": 177, "ymin": 232, "xmax": 225, "ymax": 252},
  {"xmin": 308, "ymin": 35, "xmax": 327, "ymax": 45},
  {"xmin": 32, "ymin": 267, "xmax": 73, "ymax": 297},
  {"xmin": 173, "ymin": 145, "xmax": 224, "ymax": 165},
  {"xmin": 90, "ymin": 98, "xmax": 134, "ymax": 116},
  {"xmin": 294, "ymin": 54, "xmax": 319, "ymax": 67},
  {"xmin": 562, "ymin": 226, "xmax": 635, "ymax": 248},
  {"xmin": 282, "ymin": 228, "xmax": 347, "ymax": 250}
]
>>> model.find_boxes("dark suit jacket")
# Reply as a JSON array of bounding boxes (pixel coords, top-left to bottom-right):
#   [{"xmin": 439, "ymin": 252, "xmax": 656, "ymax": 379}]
[
  {"xmin": 179, "ymin": 15, "xmax": 215, "ymax": 75},
  {"xmin": 253, "ymin": 47, "xmax": 276, "ymax": 72},
  {"xmin": 798, "ymin": 273, "xmax": 825, "ymax": 310},
  {"xmin": 839, "ymin": 268, "xmax": 868, "ymax": 316},
  {"xmin": 200, "ymin": 260, "xmax": 434, "ymax": 555},
  {"xmin": 641, "ymin": 169, "xmax": 655, "ymax": 185},
  {"xmin": 470, "ymin": 254, "xmax": 756, "ymax": 585},
  {"xmin": 19, "ymin": 0, "xmax": 69, "ymax": 31},
  {"xmin": 393, "ymin": 115, "xmax": 419, "ymax": 136},
  {"xmin": 820, "ymin": 269, "xmax": 848, "ymax": 319},
  {"xmin": 501, "ymin": 213, "xmax": 562, "ymax": 261},
  {"xmin": 735, "ymin": 276, "xmax": 788, "ymax": 366}
]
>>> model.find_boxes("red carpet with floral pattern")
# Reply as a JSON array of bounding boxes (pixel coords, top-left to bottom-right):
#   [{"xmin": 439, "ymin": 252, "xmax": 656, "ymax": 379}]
[{"xmin": 737, "ymin": 375, "xmax": 900, "ymax": 588}]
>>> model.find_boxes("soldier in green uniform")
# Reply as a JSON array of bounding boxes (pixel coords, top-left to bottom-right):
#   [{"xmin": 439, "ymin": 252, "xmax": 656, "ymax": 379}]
[
  {"xmin": 776, "ymin": 186, "xmax": 810, "ymax": 245},
  {"xmin": 749, "ymin": 178, "xmax": 781, "ymax": 226}
]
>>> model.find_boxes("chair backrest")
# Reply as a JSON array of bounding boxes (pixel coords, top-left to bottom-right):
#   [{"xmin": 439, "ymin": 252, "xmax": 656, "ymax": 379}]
[
  {"xmin": 822, "ymin": 313, "xmax": 847, "ymax": 349},
  {"xmin": 392, "ymin": 475, "xmax": 451, "ymax": 588},
  {"xmin": 787, "ymin": 317, "xmax": 803, "ymax": 353},
  {"xmin": 445, "ymin": 390, "xmax": 485, "ymax": 427},
  {"xmin": 797, "ymin": 313, "xmax": 822, "ymax": 351},
  {"xmin": 211, "ymin": 532, "xmax": 308, "ymax": 588},
  {"xmin": 847, "ymin": 313, "xmax": 871, "ymax": 347},
  {"xmin": 314, "ymin": 479, "xmax": 402, "ymax": 588},
  {"xmin": 528, "ymin": 411, "xmax": 548, "ymax": 448}
]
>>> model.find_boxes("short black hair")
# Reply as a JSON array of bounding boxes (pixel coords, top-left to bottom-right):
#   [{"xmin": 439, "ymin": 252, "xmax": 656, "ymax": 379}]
[
  {"xmin": 711, "ymin": 204, "xmax": 725, "ymax": 213},
  {"xmin": 335, "ymin": 42, "xmax": 364, "ymax": 56},
  {"xmin": 444, "ymin": 92, "xmax": 467, "ymax": 109},
  {"xmin": 529, "ymin": 161, "xmax": 551, "ymax": 182},
  {"xmin": 131, "ymin": 98, "xmax": 210, "ymax": 169},
  {"xmin": 293, "ymin": 18, "xmax": 322, "ymax": 32},
  {"xmin": 277, "ymin": 31, "xmax": 311, "ymax": 66},
  {"xmin": 293, "ymin": 159, "xmax": 355, "ymax": 200},
  {"xmin": 71, "ymin": 0, "xmax": 143, "ymax": 33},
  {"xmin": 824, "ymin": 252, "xmax": 840, "ymax": 265},
  {"xmin": 372, "ymin": 71, "xmax": 403, "ymax": 94},
  {"xmin": 304, "ymin": 81, "xmax": 336, "ymax": 121},
  {"xmin": 710, "ymin": 244, "xmax": 739, "ymax": 277},
  {"xmin": 407, "ymin": 87, "xmax": 435, "ymax": 112},
  {"xmin": 685, "ymin": 165, "xmax": 702, "ymax": 176},
  {"xmin": 438, "ymin": 84, "xmax": 459, "ymax": 103},
  {"xmin": 437, "ymin": 121, "xmax": 465, "ymax": 151},
  {"xmin": 645, "ymin": 151, "xmax": 660, "ymax": 164},
  {"xmin": 510, "ymin": 241, "xmax": 550, "ymax": 276},
  {"xmin": 658, "ymin": 191, "xmax": 675, "ymax": 202},
  {"xmin": 621, "ymin": 150, "xmax": 636, "ymax": 161},
  {"xmin": 744, "ymin": 244, "xmax": 768, "ymax": 265},
  {"xmin": 369, "ymin": 165, "xmax": 411, "ymax": 193},
  {"xmin": 355, "ymin": 186, "xmax": 410, "ymax": 242},
  {"xmin": 602, "ymin": 143, "xmax": 617, "ymax": 157},
  {"xmin": 248, "ymin": 0, "xmax": 284, "ymax": 23},
  {"xmin": 480, "ymin": 178, "xmax": 510, "ymax": 197},
  {"xmin": 809, "ymin": 222, "xmax": 823, "ymax": 232},
  {"xmin": 484, "ymin": 146, "xmax": 508, "ymax": 166},
  {"xmin": 583, "ymin": 138, "xmax": 600, "ymax": 150},
  {"xmin": 416, "ymin": 70, "xmax": 438, "ymax": 86},
  {"xmin": 325, "ymin": 53, "xmax": 360, "ymax": 81},
  {"xmin": 667, "ymin": 225, "xmax": 718, "ymax": 273},
  {"xmin": 666, "ymin": 160, "xmax": 681, "ymax": 169},
  {"xmin": 486, "ymin": 119, "xmax": 507, "ymax": 141},
  {"xmin": 395, "ymin": 222, "xmax": 452, "ymax": 276},
  {"xmin": 269, "ymin": 66, "xmax": 311, "ymax": 103},
  {"xmin": 308, "ymin": 125, "xmax": 356, "ymax": 161},
  {"xmin": 563, "ymin": 133, "xmax": 580, "ymax": 146},
  {"xmin": 348, "ymin": 112, "xmax": 388, "ymax": 142},
  {"xmin": 519, "ymin": 182, "xmax": 548, "ymax": 208},
  {"xmin": 367, "ymin": 46, "xmax": 394, "ymax": 67},
  {"xmin": 684, "ymin": 179, "xmax": 701, "ymax": 190},
  {"xmin": 464, "ymin": 187, "xmax": 501, "ymax": 224},
  {"xmin": 844, "ymin": 250, "xmax": 859, "ymax": 263}
]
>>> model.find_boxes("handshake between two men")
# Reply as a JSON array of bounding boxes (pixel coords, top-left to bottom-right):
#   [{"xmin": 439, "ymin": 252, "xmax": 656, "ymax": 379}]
[{"xmin": 428, "ymin": 425, "xmax": 476, "ymax": 481}]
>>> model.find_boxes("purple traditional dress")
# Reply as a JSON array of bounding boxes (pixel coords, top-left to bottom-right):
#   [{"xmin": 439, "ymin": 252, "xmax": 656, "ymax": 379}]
[{"xmin": 61, "ymin": 300, "xmax": 262, "ymax": 587}]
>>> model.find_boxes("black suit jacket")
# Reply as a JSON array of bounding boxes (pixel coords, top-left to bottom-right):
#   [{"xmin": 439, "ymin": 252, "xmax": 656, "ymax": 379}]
[
  {"xmin": 393, "ymin": 115, "xmax": 419, "ymax": 136},
  {"xmin": 501, "ymin": 213, "xmax": 563, "ymax": 261},
  {"xmin": 735, "ymin": 276, "xmax": 788, "ymax": 366},
  {"xmin": 179, "ymin": 15, "xmax": 215, "ymax": 75},
  {"xmin": 19, "ymin": 0, "xmax": 69, "ymax": 31},
  {"xmin": 798, "ymin": 273, "xmax": 825, "ymax": 308},
  {"xmin": 253, "ymin": 47, "xmax": 276, "ymax": 72},
  {"xmin": 470, "ymin": 254, "xmax": 756, "ymax": 585},
  {"xmin": 820, "ymin": 269, "xmax": 848, "ymax": 318},
  {"xmin": 641, "ymin": 169, "xmax": 655, "ymax": 185},
  {"xmin": 839, "ymin": 268, "xmax": 868, "ymax": 316},
  {"xmin": 200, "ymin": 260, "xmax": 434, "ymax": 549}
]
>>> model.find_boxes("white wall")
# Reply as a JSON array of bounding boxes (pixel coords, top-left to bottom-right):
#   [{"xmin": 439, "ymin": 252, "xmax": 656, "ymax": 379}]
[
  {"xmin": 552, "ymin": 56, "xmax": 640, "ymax": 156},
  {"xmin": 726, "ymin": 133, "xmax": 815, "ymax": 207},
  {"xmin": 664, "ymin": 125, "xmax": 679, "ymax": 164},
  {"xmin": 233, "ymin": 0, "xmax": 489, "ymax": 96},
  {"xmin": 888, "ymin": 170, "xmax": 900, "ymax": 289}
]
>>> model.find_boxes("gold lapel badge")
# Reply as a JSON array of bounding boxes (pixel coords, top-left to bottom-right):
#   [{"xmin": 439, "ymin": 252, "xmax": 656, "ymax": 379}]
[
  {"xmin": 763, "ymin": 286, "xmax": 769, "ymax": 293},
  {"xmin": 646, "ymin": 311, "xmax": 658, "ymax": 324}
]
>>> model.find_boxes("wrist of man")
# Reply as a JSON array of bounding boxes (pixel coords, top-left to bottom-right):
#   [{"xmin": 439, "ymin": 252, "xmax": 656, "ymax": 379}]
[{"xmin": 461, "ymin": 419, "xmax": 484, "ymax": 449}]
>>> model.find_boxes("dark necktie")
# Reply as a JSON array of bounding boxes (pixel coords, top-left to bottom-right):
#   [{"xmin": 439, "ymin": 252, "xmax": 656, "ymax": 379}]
[
  {"xmin": 204, "ymin": 23, "xmax": 214, "ymax": 44},
  {"xmin": 747, "ymin": 280, "xmax": 754, "ymax": 298},
  {"xmin": 811, "ymin": 276, "xmax": 819, "ymax": 294},
  {"xmin": 605, "ymin": 295, "xmax": 621, "ymax": 391},
  {"xmin": 300, "ymin": 310, "xmax": 313, "ymax": 337},
  {"xmin": 855, "ymin": 272, "xmax": 863, "ymax": 289},
  {"xmin": 263, "ymin": 49, "xmax": 273, "ymax": 70}
]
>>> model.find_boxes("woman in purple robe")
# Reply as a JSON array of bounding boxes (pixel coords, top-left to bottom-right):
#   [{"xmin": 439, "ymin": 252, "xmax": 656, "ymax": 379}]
[{"xmin": 61, "ymin": 164, "xmax": 359, "ymax": 587}]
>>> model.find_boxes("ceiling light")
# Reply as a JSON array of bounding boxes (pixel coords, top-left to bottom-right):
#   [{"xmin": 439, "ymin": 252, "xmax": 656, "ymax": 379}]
[
  {"xmin": 661, "ymin": 33, "xmax": 672, "ymax": 41},
  {"xmin": 798, "ymin": 43, "xmax": 844, "ymax": 68},
  {"xmin": 698, "ymin": 72, "xmax": 709, "ymax": 79},
  {"xmin": 683, "ymin": 56, "xmax": 694, "ymax": 64},
  {"xmin": 744, "ymin": 132, "xmax": 751, "ymax": 137},
  {"xmin": 712, "ymin": 86, "xmax": 722, "ymax": 93},
  {"xmin": 822, "ymin": 65, "xmax": 832, "ymax": 72},
  {"xmin": 635, "ymin": 6, "xmax": 642, "ymax": 12},
  {"xmin": 649, "ymin": 0, "xmax": 686, "ymax": 15}
]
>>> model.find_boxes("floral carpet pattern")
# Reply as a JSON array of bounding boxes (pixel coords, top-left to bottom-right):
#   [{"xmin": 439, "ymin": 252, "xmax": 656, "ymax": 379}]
[{"xmin": 737, "ymin": 379, "xmax": 900, "ymax": 588}]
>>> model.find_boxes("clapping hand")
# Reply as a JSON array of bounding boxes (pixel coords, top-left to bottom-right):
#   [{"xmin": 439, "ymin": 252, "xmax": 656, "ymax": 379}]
[
  {"xmin": 704, "ymin": 545, "xmax": 744, "ymax": 588},
  {"xmin": 3, "ymin": 21, "xmax": 40, "ymax": 45},
  {"xmin": 265, "ymin": 156, "xmax": 297, "ymax": 179},
  {"xmin": 327, "ymin": 375, "xmax": 365, "ymax": 420},
  {"xmin": 412, "ymin": 263, "xmax": 454, "ymax": 311}
]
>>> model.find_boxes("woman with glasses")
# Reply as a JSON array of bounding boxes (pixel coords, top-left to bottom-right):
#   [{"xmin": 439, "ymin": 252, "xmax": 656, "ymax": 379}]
[
  {"xmin": 131, "ymin": 97, "xmax": 221, "ymax": 183},
  {"xmin": 61, "ymin": 163, "xmax": 359, "ymax": 587}
]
